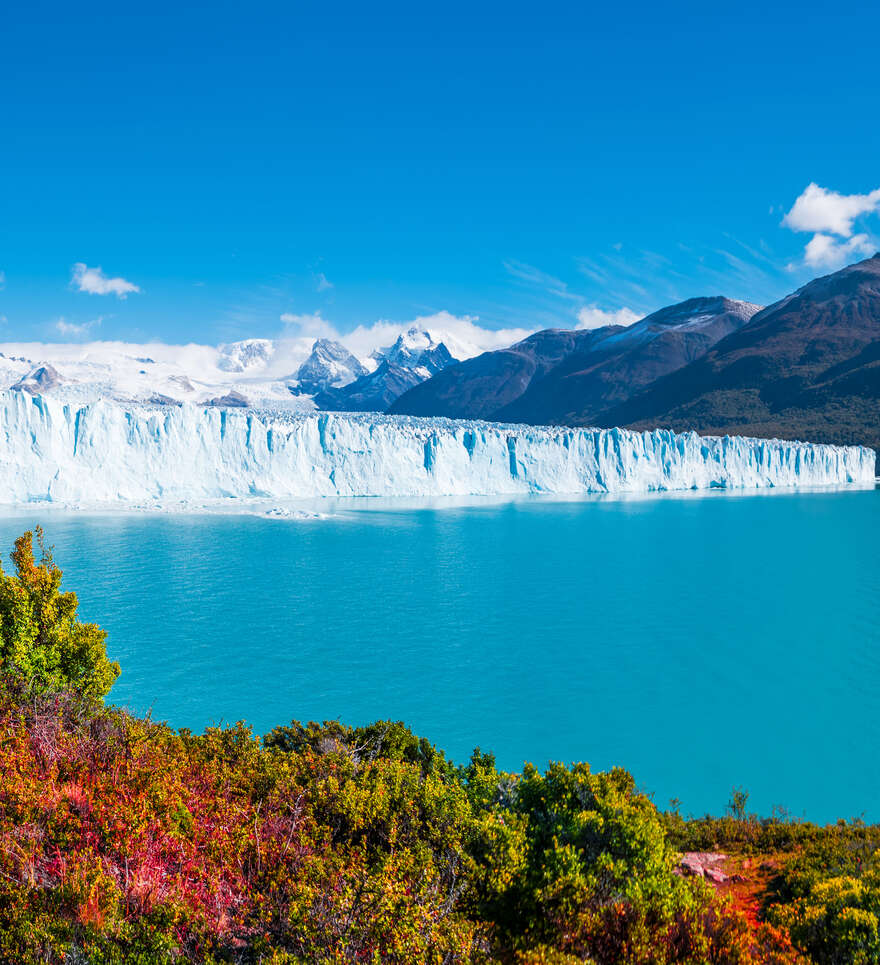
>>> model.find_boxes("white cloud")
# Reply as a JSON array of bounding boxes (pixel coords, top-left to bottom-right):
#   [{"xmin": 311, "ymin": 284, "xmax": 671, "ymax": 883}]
[
  {"xmin": 782, "ymin": 183, "xmax": 880, "ymax": 271},
  {"xmin": 315, "ymin": 272, "xmax": 333, "ymax": 292},
  {"xmin": 72, "ymin": 263, "xmax": 140, "ymax": 298},
  {"xmin": 55, "ymin": 316, "xmax": 102, "ymax": 337},
  {"xmin": 783, "ymin": 183, "xmax": 880, "ymax": 237},
  {"xmin": 803, "ymin": 232, "xmax": 874, "ymax": 269},
  {"xmin": 576, "ymin": 305, "xmax": 641, "ymax": 330},
  {"xmin": 345, "ymin": 312, "xmax": 536, "ymax": 360},
  {"xmin": 279, "ymin": 311, "xmax": 338, "ymax": 339},
  {"xmin": 0, "ymin": 271, "xmax": 5, "ymax": 290},
  {"xmin": 280, "ymin": 309, "xmax": 534, "ymax": 360}
]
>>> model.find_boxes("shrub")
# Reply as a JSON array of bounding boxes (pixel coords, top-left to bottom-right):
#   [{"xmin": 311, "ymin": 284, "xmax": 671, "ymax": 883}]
[{"xmin": 0, "ymin": 528, "xmax": 119, "ymax": 699}]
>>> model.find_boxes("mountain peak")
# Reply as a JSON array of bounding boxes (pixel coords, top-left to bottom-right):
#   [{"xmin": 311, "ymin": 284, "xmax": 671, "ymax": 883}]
[
  {"xmin": 373, "ymin": 328, "xmax": 455, "ymax": 375},
  {"xmin": 634, "ymin": 296, "xmax": 763, "ymax": 330},
  {"xmin": 391, "ymin": 294, "xmax": 757, "ymax": 423},
  {"xmin": 294, "ymin": 339, "xmax": 366, "ymax": 394},
  {"xmin": 216, "ymin": 339, "xmax": 274, "ymax": 374}
]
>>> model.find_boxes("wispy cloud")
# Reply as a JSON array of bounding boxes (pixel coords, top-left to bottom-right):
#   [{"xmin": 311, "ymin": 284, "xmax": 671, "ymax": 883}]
[
  {"xmin": 503, "ymin": 260, "xmax": 582, "ymax": 303},
  {"xmin": 72, "ymin": 263, "xmax": 140, "ymax": 298},
  {"xmin": 0, "ymin": 271, "xmax": 5, "ymax": 291},
  {"xmin": 783, "ymin": 183, "xmax": 880, "ymax": 269},
  {"xmin": 503, "ymin": 257, "xmax": 641, "ymax": 332},
  {"xmin": 576, "ymin": 240, "xmax": 785, "ymax": 310},
  {"xmin": 315, "ymin": 272, "xmax": 333, "ymax": 292},
  {"xmin": 55, "ymin": 316, "xmax": 103, "ymax": 337}
]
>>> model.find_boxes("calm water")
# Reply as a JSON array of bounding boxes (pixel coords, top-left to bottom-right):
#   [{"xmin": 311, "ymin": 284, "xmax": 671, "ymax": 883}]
[{"xmin": 3, "ymin": 488, "xmax": 879, "ymax": 823}]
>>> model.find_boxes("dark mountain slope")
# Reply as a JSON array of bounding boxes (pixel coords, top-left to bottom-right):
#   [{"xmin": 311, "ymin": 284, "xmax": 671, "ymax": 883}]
[
  {"xmin": 388, "ymin": 326, "xmax": 623, "ymax": 420},
  {"xmin": 314, "ymin": 360, "xmax": 426, "ymax": 412},
  {"xmin": 390, "ymin": 297, "xmax": 759, "ymax": 424},
  {"xmin": 497, "ymin": 297, "xmax": 759, "ymax": 424},
  {"xmin": 606, "ymin": 254, "xmax": 880, "ymax": 448}
]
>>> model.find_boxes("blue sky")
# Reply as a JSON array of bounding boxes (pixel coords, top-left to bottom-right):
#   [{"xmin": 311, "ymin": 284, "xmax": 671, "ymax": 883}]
[{"xmin": 2, "ymin": 0, "xmax": 880, "ymax": 345}]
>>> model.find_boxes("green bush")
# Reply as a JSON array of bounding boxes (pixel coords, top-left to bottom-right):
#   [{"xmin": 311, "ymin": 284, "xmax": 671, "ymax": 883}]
[{"xmin": 0, "ymin": 528, "xmax": 119, "ymax": 699}]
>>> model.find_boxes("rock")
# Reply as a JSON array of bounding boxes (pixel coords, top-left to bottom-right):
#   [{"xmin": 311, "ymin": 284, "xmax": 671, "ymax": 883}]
[
  {"xmin": 704, "ymin": 866, "xmax": 729, "ymax": 884},
  {"xmin": 12, "ymin": 364, "xmax": 63, "ymax": 395},
  {"xmin": 678, "ymin": 852, "xmax": 729, "ymax": 879},
  {"xmin": 294, "ymin": 339, "xmax": 367, "ymax": 394},
  {"xmin": 695, "ymin": 852, "xmax": 727, "ymax": 865},
  {"xmin": 679, "ymin": 855, "xmax": 706, "ymax": 877},
  {"xmin": 169, "ymin": 375, "xmax": 195, "ymax": 393},
  {"xmin": 206, "ymin": 390, "xmax": 249, "ymax": 408}
]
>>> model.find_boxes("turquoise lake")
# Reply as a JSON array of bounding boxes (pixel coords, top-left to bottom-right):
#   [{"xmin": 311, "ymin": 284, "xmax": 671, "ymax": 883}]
[{"xmin": 4, "ymin": 486, "xmax": 879, "ymax": 823}]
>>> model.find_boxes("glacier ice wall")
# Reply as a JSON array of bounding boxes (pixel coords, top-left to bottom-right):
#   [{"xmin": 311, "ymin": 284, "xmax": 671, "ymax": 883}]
[{"xmin": 0, "ymin": 392, "xmax": 873, "ymax": 505}]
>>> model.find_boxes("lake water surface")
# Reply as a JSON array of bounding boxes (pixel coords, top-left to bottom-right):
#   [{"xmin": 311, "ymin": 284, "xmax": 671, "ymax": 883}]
[{"xmin": 4, "ymin": 487, "xmax": 879, "ymax": 823}]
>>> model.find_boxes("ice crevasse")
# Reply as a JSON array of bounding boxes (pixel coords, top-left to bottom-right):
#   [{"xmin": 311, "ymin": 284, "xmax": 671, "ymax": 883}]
[{"xmin": 0, "ymin": 392, "xmax": 874, "ymax": 505}]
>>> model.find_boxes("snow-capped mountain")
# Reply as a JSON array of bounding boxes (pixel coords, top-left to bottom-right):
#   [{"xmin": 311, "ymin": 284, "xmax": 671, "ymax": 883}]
[
  {"xmin": 313, "ymin": 360, "xmax": 426, "ymax": 412},
  {"xmin": 315, "ymin": 326, "xmax": 459, "ymax": 411},
  {"xmin": 0, "ymin": 307, "xmax": 760, "ymax": 418},
  {"xmin": 370, "ymin": 326, "xmax": 456, "ymax": 377},
  {"xmin": 293, "ymin": 339, "xmax": 367, "ymax": 394},
  {"xmin": 11, "ymin": 364, "xmax": 64, "ymax": 395},
  {"xmin": 216, "ymin": 339, "xmax": 275, "ymax": 373},
  {"xmin": 0, "ymin": 323, "xmax": 462, "ymax": 413},
  {"xmin": 595, "ymin": 297, "xmax": 761, "ymax": 350}
]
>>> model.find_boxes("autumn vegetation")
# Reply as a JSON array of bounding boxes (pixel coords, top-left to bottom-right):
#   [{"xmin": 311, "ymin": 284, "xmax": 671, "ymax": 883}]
[{"xmin": 0, "ymin": 530, "xmax": 876, "ymax": 963}]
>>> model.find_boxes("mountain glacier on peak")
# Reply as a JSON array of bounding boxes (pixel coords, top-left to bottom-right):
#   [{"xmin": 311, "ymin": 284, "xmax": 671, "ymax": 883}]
[
  {"xmin": 0, "ymin": 322, "xmax": 464, "ymax": 413},
  {"xmin": 293, "ymin": 339, "xmax": 367, "ymax": 394}
]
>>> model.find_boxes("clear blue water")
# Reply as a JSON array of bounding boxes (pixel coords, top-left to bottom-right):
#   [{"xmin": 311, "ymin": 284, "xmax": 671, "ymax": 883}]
[{"xmin": 3, "ymin": 487, "xmax": 879, "ymax": 823}]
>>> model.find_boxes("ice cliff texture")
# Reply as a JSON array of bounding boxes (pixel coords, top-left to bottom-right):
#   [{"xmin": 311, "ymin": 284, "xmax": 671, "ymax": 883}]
[{"xmin": 0, "ymin": 392, "xmax": 873, "ymax": 505}]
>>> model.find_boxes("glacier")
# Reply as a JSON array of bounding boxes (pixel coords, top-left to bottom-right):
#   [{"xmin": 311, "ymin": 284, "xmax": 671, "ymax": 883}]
[{"xmin": 0, "ymin": 391, "xmax": 873, "ymax": 506}]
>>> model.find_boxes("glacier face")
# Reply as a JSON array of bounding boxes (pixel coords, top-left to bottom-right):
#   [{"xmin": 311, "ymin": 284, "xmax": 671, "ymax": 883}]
[{"xmin": 0, "ymin": 392, "xmax": 873, "ymax": 506}]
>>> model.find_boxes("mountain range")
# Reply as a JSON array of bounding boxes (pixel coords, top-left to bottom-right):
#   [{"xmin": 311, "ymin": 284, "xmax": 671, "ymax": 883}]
[
  {"xmin": 392, "ymin": 254, "xmax": 880, "ymax": 450},
  {"xmin": 390, "ymin": 297, "xmax": 761, "ymax": 425},
  {"xmin": 0, "ymin": 324, "xmax": 467, "ymax": 412},
  {"xmin": 609, "ymin": 255, "xmax": 880, "ymax": 447},
  {"xmin": 2, "ymin": 255, "xmax": 880, "ymax": 450},
  {"xmin": 313, "ymin": 329, "xmax": 455, "ymax": 411}
]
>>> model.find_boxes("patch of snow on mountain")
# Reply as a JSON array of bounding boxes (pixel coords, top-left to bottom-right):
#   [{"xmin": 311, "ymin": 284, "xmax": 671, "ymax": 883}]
[
  {"xmin": 601, "ymin": 298, "xmax": 763, "ymax": 348},
  {"xmin": 294, "ymin": 339, "xmax": 367, "ymax": 393},
  {"xmin": 371, "ymin": 326, "xmax": 456, "ymax": 375},
  {"xmin": 217, "ymin": 339, "xmax": 274, "ymax": 373}
]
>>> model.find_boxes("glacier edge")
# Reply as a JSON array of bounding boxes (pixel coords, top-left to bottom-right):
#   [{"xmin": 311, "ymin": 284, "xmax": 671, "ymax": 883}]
[{"xmin": 0, "ymin": 392, "xmax": 873, "ymax": 506}]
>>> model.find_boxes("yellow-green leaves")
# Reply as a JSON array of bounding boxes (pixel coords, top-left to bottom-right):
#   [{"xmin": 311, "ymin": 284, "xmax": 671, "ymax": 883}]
[{"xmin": 0, "ymin": 529, "xmax": 120, "ymax": 699}]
